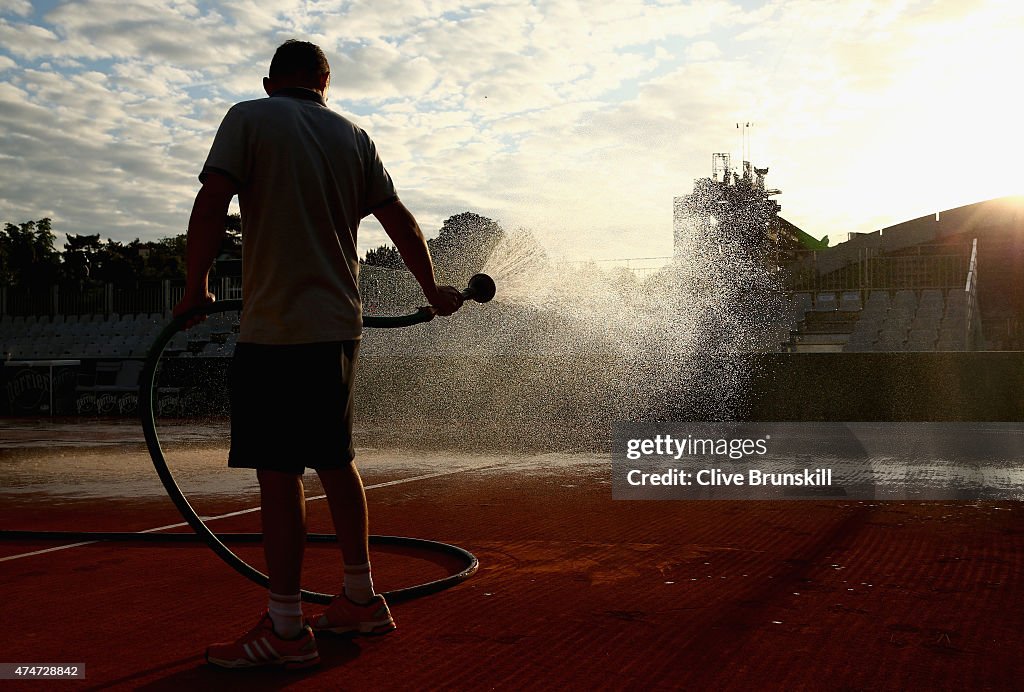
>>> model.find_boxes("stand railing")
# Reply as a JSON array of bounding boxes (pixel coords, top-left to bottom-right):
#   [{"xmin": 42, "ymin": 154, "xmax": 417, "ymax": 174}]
[{"xmin": 963, "ymin": 238, "xmax": 981, "ymax": 351}]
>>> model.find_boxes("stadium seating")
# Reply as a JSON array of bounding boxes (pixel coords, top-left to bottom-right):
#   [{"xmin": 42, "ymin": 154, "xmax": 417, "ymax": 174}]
[
  {"xmin": 936, "ymin": 326, "xmax": 968, "ymax": 350},
  {"xmin": 905, "ymin": 328, "xmax": 938, "ymax": 351},
  {"xmin": 862, "ymin": 291, "xmax": 890, "ymax": 316},
  {"xmin": 831, "ymin": 287, "xmax": 974, "ymax": 351},
  {"xmin": 875, "ymin": 326, "xmax": 908, "ymax": 350},
  {"xmin": 814, "ymin": 292, "xmax": 838, "ymax": 312},
  {"xmin": 0, "ymin": 309, "xmax": 241, "ymax": 361},
  {"xmin": 892, "ymin": 290, "xmax": 918, "ymax": 317},
  {"xmin": 838, "ymin": 291, "xmax": 862, "ymax": 312},
  {"xmin": 788, "ymin": 293, "xmax": 813, "ymax": 327}
]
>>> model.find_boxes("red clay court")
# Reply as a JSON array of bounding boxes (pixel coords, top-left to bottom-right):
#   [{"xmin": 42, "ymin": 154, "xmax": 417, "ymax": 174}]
[{"xmin": 1, "ymin": 419, "xmax": 1023, "ymax": 690}]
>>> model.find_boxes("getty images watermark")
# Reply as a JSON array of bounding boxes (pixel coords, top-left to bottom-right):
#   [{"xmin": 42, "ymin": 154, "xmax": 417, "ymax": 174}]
[{"xmin": 612, "ymin": 422, "xmax": 1024, "ymax": 501}]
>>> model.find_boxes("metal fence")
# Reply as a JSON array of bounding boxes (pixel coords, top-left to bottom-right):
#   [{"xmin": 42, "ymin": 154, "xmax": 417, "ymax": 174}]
[
  {"xmin": 787, "ymin": 246, "xmax": 970, "ymax": 293},
  {"xmin": 1, "ymin": 281, "xmax": 180, "ymax": 318},
  {"xmin": 558, "ymin": 256, "xmax": 674, "ymax": 281},
  {"xmin": 0, "ymin": 268, "xmax": 419, "ymax": 318}
]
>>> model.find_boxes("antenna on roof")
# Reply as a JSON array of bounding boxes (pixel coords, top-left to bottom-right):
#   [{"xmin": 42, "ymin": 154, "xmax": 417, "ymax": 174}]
[{"xmin": 736, "ymin": 121, "xmax": 753, "ymax": 163}]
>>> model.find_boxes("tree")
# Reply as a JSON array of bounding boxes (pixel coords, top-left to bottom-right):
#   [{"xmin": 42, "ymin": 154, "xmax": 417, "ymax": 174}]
[
  {"xmin": 221, "ymin": 213, "xmax": 242, "ymax": 259},
  {"xmin": 142, "ymin": 235, "xmax": 187, "ymax": 280},
  {"xmin": 427, "ymin": 212, "xmax": 504, "ymax": 282},
  {"xmin": 0, "ymin": 218, "xmax": 61, "ymax": 287},
  {"xmin": 62, "ymin": 233, "xmax": 103, "ymax": 282},
  {"xmin": 92, "ymin": 238, "xmax": 145, "ymax": 285},
  {"xmin": 362, "ymin": 244, "xmax": 405, "ymax": 269}
]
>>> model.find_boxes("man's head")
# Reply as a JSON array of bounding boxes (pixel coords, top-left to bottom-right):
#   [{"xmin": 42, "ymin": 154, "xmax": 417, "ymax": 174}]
[{"xmin": 264, "ymin": 40, "xmax": 330, "ymax": 98}]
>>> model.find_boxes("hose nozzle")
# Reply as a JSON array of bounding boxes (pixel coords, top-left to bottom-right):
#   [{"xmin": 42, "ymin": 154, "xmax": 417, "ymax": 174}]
[{"xmin": 463, "ymin": 273, "xmax": 496, "ymax": 304}]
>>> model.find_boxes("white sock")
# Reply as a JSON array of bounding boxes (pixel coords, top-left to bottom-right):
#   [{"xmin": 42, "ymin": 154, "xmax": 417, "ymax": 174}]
[
  {"xmin": 343, "ymin": 562, "xmax": 375, "ymax": 604},
  {"xmin": 268, "ymin": 592, "xmax": 304, "ymax": 639}
]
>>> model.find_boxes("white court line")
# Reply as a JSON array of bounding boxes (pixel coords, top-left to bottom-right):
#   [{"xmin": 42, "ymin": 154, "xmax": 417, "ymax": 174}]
[
  {"xmin": 0, "ymin": 464, "xmax": 501, "ymax": 564},
  {"xmin": 1, "ymin": 540, "xmax": 99, "ymax": 562}
]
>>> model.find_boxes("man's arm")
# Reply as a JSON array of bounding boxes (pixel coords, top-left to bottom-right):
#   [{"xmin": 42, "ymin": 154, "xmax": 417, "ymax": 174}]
[
  {"xmin": 172, "ymin": 171, "xmax": 238, "ymax": 323},
  {"xmin": 372, "ymin": 200, "xmax": 463, "ymax": 316}
]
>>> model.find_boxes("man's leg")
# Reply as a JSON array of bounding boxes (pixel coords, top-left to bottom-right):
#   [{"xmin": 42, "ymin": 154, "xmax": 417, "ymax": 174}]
[
  {"xmin": 258, "ymin": 469, "xmax": 307, "ymax": 638},
  {"xmin": 312, "ymin": 463, "xmax": 395, "ymax": 634},
  {"xmin": 316, "ymin": 463, "xmax": 370, "ymax": 575}
]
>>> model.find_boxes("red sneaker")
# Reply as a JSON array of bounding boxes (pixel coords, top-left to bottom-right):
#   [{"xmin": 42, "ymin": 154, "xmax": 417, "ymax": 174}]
[
  {"xmin": 206, "ymin": 612, "xmax": 320, "ymax": 670},
  {"xmin": 312, "ymin": 594, "xmax": 396, "ymax": 635}
]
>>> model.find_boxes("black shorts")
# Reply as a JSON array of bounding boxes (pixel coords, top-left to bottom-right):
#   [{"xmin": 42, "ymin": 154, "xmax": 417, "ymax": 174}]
[{"xmin": 228, "ymin": 340, "xmax": 359, "ymax": 474}]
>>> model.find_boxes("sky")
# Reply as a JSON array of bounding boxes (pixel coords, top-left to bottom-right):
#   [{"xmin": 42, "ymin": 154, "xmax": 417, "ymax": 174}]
[{"xmin": 1, "ymin": 0, "xmax": 1022, "ymax": 262}]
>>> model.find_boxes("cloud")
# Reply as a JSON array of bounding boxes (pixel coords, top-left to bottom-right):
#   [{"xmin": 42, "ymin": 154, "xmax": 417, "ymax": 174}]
[
  {"xmin": 0, "ymin": 0, "xmax": 32, "ymax": 16},
  {"xmin": 0, "ymin": 0, "xmax": 1022, "ymax": 265},
  {"xmin": 686, "ymin": 40, "xmax": 721, "ymax": 61}
]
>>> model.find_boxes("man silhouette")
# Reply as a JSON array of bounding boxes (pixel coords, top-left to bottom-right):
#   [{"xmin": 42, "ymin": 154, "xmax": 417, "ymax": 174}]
[{"xmin": 174, "ymin": 39, "xmax": 463, "ymax": 669}]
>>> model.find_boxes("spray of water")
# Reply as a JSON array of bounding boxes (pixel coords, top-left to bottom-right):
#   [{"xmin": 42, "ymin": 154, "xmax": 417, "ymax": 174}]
[{"xmin": 352, "ymin": 199, "xmax": 786, "ymax": 452}]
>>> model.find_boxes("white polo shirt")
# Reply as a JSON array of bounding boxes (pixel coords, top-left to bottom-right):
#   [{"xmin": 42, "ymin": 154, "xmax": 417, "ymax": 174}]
[{"xmin": 201, "ymin": 88, "xmax": 398, "ymax": 344}]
